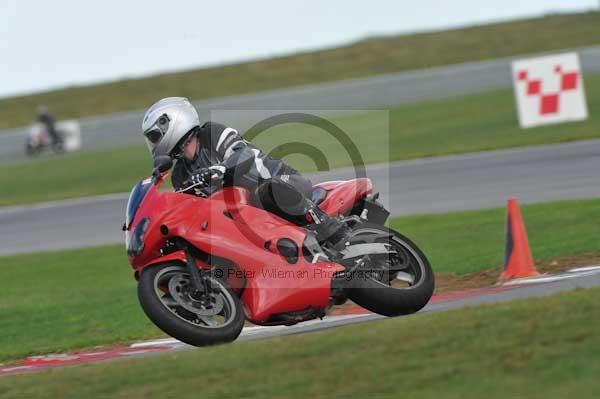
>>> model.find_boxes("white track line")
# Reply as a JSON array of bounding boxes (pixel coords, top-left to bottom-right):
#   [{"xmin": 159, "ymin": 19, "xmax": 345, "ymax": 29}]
[
  {"xmin": 568, "ymin": 265, "xmax": 600, "ymax": 273},
  {"xmin": 502, "ymin": 267, "xmax": 600, "ymax": 286},
  {"xmin": 129, "ymin": 314, "xmax": 370, "ymax": 349}
]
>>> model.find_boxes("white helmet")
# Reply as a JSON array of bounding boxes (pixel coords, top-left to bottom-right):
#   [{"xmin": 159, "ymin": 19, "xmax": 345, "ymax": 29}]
[
  {"xmin": 36, "ymin": 105, "xmax": 49, "ymax": 117},
  {"xmin": 142, "ymin": 97, "xmax": 200, "ymax": 158}
]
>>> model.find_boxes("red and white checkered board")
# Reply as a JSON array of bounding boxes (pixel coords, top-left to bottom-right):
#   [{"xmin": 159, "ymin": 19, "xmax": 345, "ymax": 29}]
[{"xmin": 512, "ymin": 52, "xmax": 588, "ymax": 128}]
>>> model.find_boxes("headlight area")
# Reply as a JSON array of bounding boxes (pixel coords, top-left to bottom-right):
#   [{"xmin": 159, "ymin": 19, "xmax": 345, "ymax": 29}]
[{"xmin": 126, "ymin": 217, "xmax": 150, "ymax": 257}]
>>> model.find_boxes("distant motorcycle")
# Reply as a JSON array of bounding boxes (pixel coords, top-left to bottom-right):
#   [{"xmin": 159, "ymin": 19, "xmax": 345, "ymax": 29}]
[
  {"xmin": 24, "ymin": 120, "xmax": 81, "ymax": 156},
  {"xmin": 25, "ymin": 122, "xmax": 63, "ymax": 156},
  {"xmin": 124, "ymin": 155, "xmax": 435, "ymax": 346}
]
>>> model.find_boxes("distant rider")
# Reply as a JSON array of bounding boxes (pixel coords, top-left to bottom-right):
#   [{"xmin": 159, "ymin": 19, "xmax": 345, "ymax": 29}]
[
  {"xmin": 36, "ymin": 105, "xmax": 61, "ymax": 147},
  {"xmin": 141, "ymin": 97, "xmax": 349, "ymax": 249}
]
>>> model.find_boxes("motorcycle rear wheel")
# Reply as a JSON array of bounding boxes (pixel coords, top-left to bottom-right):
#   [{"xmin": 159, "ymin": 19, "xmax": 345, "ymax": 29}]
[
  {"xmin": 347, "ymin": 223, "xmax": 435, "ymax": 316},
  {"xmin": 138, "ymin": 262, "xmax": 245, "ymax": 346}
]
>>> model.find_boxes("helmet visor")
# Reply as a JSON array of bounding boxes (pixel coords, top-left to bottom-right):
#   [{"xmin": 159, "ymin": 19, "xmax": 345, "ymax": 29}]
[
  {"xmin": 143, "ymin": 113, "xmax": 170, "ymax": 145},
  {"xmin": 144, "ymin": 129, "xmax": 163, "ymax": 144}
]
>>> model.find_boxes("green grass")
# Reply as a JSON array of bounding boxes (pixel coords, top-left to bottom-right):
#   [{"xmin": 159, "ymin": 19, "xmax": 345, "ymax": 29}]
[
  {"xmin": 387, "ymin": 74, "xmax": 600, "ymax": 159},
  {"xmin": 0, "ymin": 246, "xmax": 158, "ymax": 363},
  {"xmin": 0, "ymin": 145, "xmax": 152, "ymax": 206},
  {"xmin": 0, "ymin": 198, "xmax": 598, "ymax": 362},
  {"xmin": 1, "ymin": 11, "xmax": 600, "ymax": 129},
  {"xmin": 2, "ymin": 287, "xmax": 600, "ymax": 398},
  {"xmin": 1, "ymin": 72, "xmax": 600, "ymax": 207},
  {"xmin": 394, "ymin": 198, "xmax": 600, "ymax": 275}
]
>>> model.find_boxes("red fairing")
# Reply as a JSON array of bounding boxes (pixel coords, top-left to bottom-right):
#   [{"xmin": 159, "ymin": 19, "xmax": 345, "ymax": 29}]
[
  {"xmin": 316, "ymin": 178, "xmax": 373, "ymax": 216},
  {"xmin": 126, "ymin": 179, "xmax": 345, "ymax": 324}
]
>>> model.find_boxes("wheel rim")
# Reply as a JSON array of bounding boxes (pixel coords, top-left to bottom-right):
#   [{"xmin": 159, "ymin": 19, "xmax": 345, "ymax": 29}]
[
  {"xmin": 153, "ymin": 266, "xmax": 238, "ymax": 329},
  {"xmin": 350, "ymin": 227, "xmax": 427, "ymax": 290}
]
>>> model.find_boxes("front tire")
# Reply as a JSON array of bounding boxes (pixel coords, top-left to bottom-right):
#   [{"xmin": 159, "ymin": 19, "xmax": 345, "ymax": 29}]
[
  {"xmin": 25, "ymin": 142, "xmax": 37, "ymax": 156},
  {"xmin": 138, "ymin": 262, "xmax": 245, "ymax": 346},
  {"xmin": 348, "ymin": 223, "xmax": 435, "ymax": 316}
]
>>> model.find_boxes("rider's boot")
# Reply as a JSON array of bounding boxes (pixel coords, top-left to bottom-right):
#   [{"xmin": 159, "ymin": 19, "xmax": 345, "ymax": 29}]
[{"xmin": 306, "ymin": 205, "xmax": 351, "ymax": 251}]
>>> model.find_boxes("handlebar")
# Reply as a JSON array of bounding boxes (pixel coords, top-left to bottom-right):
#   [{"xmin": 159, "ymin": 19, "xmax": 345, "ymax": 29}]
[{"xmin": 175, "ymin": 174, "xmax": 223, "ymax": 197}]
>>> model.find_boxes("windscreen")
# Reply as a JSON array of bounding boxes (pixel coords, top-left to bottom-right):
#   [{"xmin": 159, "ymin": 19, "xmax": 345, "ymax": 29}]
[{"xmin": 125, "ymin": 179, "xmax": 152, "ymax": 230}]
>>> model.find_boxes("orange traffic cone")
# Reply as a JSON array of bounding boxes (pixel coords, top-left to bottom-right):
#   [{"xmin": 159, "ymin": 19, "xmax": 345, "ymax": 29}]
[{"xmin": 499, "ymin": 198, "xmax": 540, "ymax": 282}]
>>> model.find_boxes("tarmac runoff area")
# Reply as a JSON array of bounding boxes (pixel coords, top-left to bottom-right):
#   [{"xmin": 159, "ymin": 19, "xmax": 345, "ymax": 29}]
[
  {"xmin": 2, "ymin": 265, "xmax": 599, "ymax": 377},
  {"xmin": 2, "ymin": 138, "xmax": 600, "ymax": 256}
]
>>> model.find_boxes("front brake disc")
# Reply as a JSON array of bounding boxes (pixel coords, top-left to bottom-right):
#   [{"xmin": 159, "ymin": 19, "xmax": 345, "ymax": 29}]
[{"xmin": 168, "ymin": 275, "xmax": 224, "ymax": 316}]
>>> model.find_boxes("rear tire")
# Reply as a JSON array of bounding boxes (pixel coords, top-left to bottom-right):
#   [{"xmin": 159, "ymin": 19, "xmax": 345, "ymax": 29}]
[
  {"xmin": 138, "ymin": 262, "xmax": 245, "ymax": 346},
  {"xmin": 348, "ymin": 224, "xmax": 435, "ymax": 316}
]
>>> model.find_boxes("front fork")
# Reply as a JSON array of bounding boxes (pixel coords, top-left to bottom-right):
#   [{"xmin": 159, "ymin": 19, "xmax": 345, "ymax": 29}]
[{"xmin": 179, "ymin": 239, "xmax": 211, "ymax": 298}]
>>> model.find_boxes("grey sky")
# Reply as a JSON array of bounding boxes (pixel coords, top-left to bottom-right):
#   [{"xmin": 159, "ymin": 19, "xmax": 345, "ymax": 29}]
[{"xmin": 1, "ymin": 0, "xmax": 597, "ymax": 99}]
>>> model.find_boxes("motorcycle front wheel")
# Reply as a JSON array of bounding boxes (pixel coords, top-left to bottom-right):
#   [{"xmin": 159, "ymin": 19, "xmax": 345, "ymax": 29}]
[
  {"xmin": 138, "ymin": 262, "xmax": 245, "ymax": 346},
  {"xmin": 347, "ymin": 223, "xmax": 435, "ymax": 317}
]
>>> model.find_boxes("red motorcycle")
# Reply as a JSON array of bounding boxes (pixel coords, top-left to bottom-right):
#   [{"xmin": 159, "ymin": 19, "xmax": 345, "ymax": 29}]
[{"xmin": 124, "ymin": 156, "xmax": 434, "ymax": 346}]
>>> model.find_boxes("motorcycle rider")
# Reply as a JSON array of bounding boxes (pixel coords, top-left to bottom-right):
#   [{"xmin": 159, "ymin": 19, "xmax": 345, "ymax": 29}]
[
  {"xmin": 36, "ymin": 105, "xmax": 62, "ymax": 147},
  {"xmin": 142, "ymin": 97, "xmax": 349, "ymax": 250}
]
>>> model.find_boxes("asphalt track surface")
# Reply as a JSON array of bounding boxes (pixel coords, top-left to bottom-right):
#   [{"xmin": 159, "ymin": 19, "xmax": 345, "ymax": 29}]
[
  {"xmin": 1, "ymin": 139, "xmax": 599, "ymax": 256},
  {"xmin": 1, "ymin": 45, "xmax": 600, "ymax": 164},
  {"xmin": 2, "ymin": 268, "xmax": 599, "ymax": 376}
]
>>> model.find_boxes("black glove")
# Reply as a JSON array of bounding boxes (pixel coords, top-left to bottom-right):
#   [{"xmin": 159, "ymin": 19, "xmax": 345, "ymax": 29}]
[
  {"xmin": 189, "ymin": 166, "xmax": 225, "ymax": 187},
  {"xmin": 189, "ymin": 169, "xmax": 211, "ymax": 187}
]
